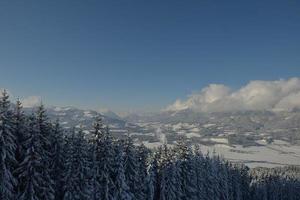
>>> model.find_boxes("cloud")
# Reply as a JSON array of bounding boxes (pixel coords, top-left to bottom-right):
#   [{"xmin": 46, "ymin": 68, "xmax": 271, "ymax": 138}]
[
  {"xmin": 166, "ymin": 78, "xmax": 300, "ymax": 112},
  {"xmin": 22, "ymin": 96, "xmax": 42, "ymax": 108}
]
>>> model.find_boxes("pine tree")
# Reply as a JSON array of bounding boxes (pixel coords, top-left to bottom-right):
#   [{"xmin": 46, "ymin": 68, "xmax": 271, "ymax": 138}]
[
  {"xmin": 113, "ymin": 144, "xmax": 133, "ymax": 200},
  {"xmin": 146, "ymin": 148, "xmax": 164, "ymax": 200},
  {"xmin": 88, "ymin": 117, "xmax": 103, "ymax": 200},
  {"xmin": 163, "ymin": 161, "xmax": 178, "ymax": 200},
  {"xmin": 90, "ymin": 116, "xmax": 115, "ymax": 200},
  {"xmin": 63, "ymin": 129, "xmax": 76, "ymax": 200},
  {"xmin": 135, "ymin": 144, "xmax": 149, "ymax": 199},
  {"xmin": 0, "ymin": 90, "xmax": 17, "ymax": 199},
  {"xmin": 13, "ymin": 99, "xmax": 27, "ymax": 169},
  {"xmin": 13, "ymin": 99, "xmax": 28, "ymax": 196},
  {"xmin": 202, "ymin": 153, "xmax": 216, "ymax": 200},
  {"xmin": 89, "ymin": 144, "xmax": 102, "ymax": 200},
  {"xmin": 175, "ymin": 138, "xmax": 197, "ymax": 200},
  {"xmin": 50, "ymin": 120, "xmax": 65, "ymax": 200},
  {"xmin": 35, "ymin": 104, "xmax": 55, "ymax": 200},
  {"xmin": 193, "ymin": 145, "xmax": 205, "ymax": 200},
  {"xmin": 16, "ymin": 114, "xmax": 44, "ymax": 200},
  {"xmin": 124, "ymin": 136, "xmax": 141, "ymax": 199},
  {"xmin": 63, "ymin": 128, "xmax": 89, "ymax": 200}
]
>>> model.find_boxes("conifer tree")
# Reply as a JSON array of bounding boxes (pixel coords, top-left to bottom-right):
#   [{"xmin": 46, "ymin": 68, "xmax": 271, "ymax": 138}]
[
  {"xmin": 162, "ymin": 160, "xmax": 178, "ymax": 200},
  {"xmin": 89, "ymin": 117, "xmax": 103, "ymax": 200},
  {"xmin": 16, "ymin": 114, "xmax": 44, "ymax": 200},
  {"xmin": 113, "ymin": 144, "xmax": 133, "ymax": 200},
  {"xmin": 63, "ymin": 128, "xmax": 89, "ymax": 200},
  {"xmin": 90, "ymin": 116, "xmax": 115, "ymax": 200},
  {"xmin": 13, "ymin": 99, "xmax": 28, "ymax": 196},
  {"xmin": 137, "ymin": 144, "xmax": 149, "ymax": 192},
  {"xmin": 36, "ymin": 104, "xmax": 55, "ymax": 200},
  {"xmin": 51, "ymin": 120, "xmax": 65, "ymax": 200},
  {"xmin": 124, "ymin": 136, "xmax": 140, "ymax": 199},
  {"xmin": 0, "ymin": 90, "xmax": 17, "ymax": 199},
  {"xmin": 13, "ymin": 99, "xmax": 27, "ymax": 169},
  {"xmin": 175, "ymin": 138, "xmax": 197, "ymax": 200}
]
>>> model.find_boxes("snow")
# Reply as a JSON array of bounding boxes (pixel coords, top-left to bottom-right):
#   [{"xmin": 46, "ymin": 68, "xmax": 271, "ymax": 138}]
[
  {"xmin": 111, "ymin": 129, "xmax": 128, "ymax": 133},
  {"xmin": 142, "ymin": 141, "xmax": 163, "ymax": 148},
  {"xmin": 189, "ymin": 127, "xmax": 200, "ymax": 132},
  {"xmin": 54, "ymin": 107, "xmax": 72, "ymax": 112},
  {"xmin": 209, "ymin": 137, "xmax": 228, "ymax": 144},
  {"xmin": 83, "ymin": 111, "xmax": 93, "ymax": 118},
  {"xmin": 54, "ymin": 107, "xmax": 63, "ymax": 112},
  {"xmin": 200, "ymin": 142, "xmax": 300, "ymax": 168},
  {"xmin": 130, "ymin": 132, "xmax": 155, "ymax": 136},
  {"xmin": 185, "ymin": 132, "xmax": 201, "ymax": 138}
]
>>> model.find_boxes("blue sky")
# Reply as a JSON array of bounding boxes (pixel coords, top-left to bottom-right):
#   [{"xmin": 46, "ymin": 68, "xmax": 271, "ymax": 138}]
[{"xmin": 0, "ymin": 0, "xmax": 300, "ymax": 112}]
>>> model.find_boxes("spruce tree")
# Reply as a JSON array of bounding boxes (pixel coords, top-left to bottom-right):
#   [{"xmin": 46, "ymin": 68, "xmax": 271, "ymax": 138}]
[
  {"xmin": 0, "ymin": 90, "xmax": 17, "ymax": 199},
  {"xmin": 124, "ymin": 136, "xmax": 140, "ymax": 199},
  {"xmin": 50, "ymin": 120, "xmax": 65, "ymax": 200},
  {"xmin": 16, "ymin": 114, "xmax": 44, "ymax": 200},
  {"xmin": 13, "ymin": 99, "xmax": 28, "ymax": 196},
  {"xmin": 90, "ymin": 116, "xmax": 115, "ymax": 200},
  {"xmin": 113, "ymin": 144, "xmax": 133, "ymax": 200},
  {"xmin": 63, "ymin": 128, "xmax": 89, "ymax": 200},
  {"xmin": 175, "ymin": 138, "xmax": 197, "ymax": 200},
  {"xmin": 13, "ymin": 99, "xmax": 27, "ymax": 170},
  {"xmin": 36, "ymin": 104, "xmax": 55, "ymax": 200}
]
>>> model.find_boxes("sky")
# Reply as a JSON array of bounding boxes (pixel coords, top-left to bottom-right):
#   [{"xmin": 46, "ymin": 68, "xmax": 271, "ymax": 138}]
[{"xmin": 0, "ymin": 0, "xmax": 300, "ymax": 113}]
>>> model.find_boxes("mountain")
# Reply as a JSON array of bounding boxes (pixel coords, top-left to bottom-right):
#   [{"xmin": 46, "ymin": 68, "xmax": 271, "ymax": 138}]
[
  {"xmin": 24, "ymin": 105, "xmax": 300, "ymax": 167},
  {"xmin": 23, "ymin": 106, "xmax": 139, "ymax": 138},
  {"xmin": 124, "ymin": 108, "xmax": 300, "ymax": 167},
  {"xmin": 99, "ymin": 109, "xmax": 123, "ymax": 120}
]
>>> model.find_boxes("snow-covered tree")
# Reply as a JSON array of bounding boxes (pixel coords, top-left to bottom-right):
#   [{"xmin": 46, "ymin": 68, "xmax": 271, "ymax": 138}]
[
  {"xmin": 124, "ymin": 136, "xmax": 141, "ymax": 199},
  {"xmin": 35, "ymin": 104, "xmax": 55, "ymax": 200},
  {"xmin": 90, "ymin": 116, "xmax": 115, "ymax": 200},
  {"xmin": 175, "ymin": 138, "xmax": 197, "ymax": 200},
  {"xmin": 16, "ymin": 114, "xmax": 44, "ymax": 200},
  {"xmin": 63, "ymin": 128, "xmax": 89, "ymax": 200},
  {"xmin": 13, "ymin": 99, "xmax": 27, "ymax": 170},
  {"xmin": 113, "ymin": 144, "xmax": 133, "ymax": 200},
  {"xmin": 0, "ymin": 90, "xmax": 17, "ymax": 199},
  {"xmin": 50, "ymin": 120, "xmax": 65, "ymax": 200}
]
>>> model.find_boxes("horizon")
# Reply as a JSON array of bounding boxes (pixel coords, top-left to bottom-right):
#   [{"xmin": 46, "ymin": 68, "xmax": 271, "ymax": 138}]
[{"xmin": 2, "ymin": 77, "xmax": 300, "ymax": 115}]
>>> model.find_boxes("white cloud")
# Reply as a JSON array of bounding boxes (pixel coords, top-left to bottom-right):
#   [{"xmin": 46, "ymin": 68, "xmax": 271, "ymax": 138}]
[
  {"xmin": 22, "ymin": 96, "xmax": 42, "ymax": 108},
  {"xmin": 166, "ymin": 78, "xmax": 300, "ymax": 112}
]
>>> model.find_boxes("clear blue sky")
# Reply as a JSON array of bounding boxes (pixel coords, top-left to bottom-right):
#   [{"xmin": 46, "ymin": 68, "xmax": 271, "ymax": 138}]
[{"xmin": 0, "ymin": 0, "xmax": 300, "ymax": 112}]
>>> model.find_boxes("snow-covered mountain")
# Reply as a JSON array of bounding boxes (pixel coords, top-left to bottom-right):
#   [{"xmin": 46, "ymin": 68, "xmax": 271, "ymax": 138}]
[
  {"xmin": 25, "ymin": 105, "xmax": 300, "ymax": 167},
  {"xmin": 23, "ymin": 106, "xmax": 140, "ymax": 139},
  {"xmin": 124, "ymin": 109, "xmax": 300, "ymax": 167}
]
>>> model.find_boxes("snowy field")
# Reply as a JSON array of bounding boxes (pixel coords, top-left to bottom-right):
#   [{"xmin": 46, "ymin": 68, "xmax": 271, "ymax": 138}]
[
  {"xmin": 142, "ymin": 137, "xmax": 300, "ymax": 168},
  {"xmin": 200, "ymin": 141, "xmax": 300, "ymax": 168}
]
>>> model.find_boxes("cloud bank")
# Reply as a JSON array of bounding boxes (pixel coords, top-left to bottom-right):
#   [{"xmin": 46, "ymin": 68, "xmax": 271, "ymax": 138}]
[
  {"xmin": 166, "ymin": 78, "xmax": 300, "ymax": 112},
  {"xmin": 22, "ymin": 96, "xmax": 42, "ymax": 108}
]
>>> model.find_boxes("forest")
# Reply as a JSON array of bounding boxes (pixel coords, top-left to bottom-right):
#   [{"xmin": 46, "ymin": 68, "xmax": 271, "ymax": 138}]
[{"xmin": 1, "ymin": 90, "xmax": 300, "ymax": 200}]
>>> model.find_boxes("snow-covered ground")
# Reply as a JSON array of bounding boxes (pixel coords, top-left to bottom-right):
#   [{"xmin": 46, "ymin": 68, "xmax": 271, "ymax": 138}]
[
  {"xmin": 141, "ymin": 136, "xmax": 300, "ymax": 168},
  {"xmin": 200, "ymin": 142, "xmax": 300, "ymax": 168}
]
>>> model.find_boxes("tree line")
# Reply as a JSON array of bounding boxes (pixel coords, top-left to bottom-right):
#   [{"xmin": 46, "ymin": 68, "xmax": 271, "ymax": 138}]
[{"xmin": 1, "ymin": 90, "xmax": 300, "ymax": 200}]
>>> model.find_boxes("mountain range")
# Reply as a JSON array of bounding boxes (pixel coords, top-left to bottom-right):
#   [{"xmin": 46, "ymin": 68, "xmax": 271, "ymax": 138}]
[{"xmin": 25, "ymin": 106, "xmax": 300, "ymax": 168}]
